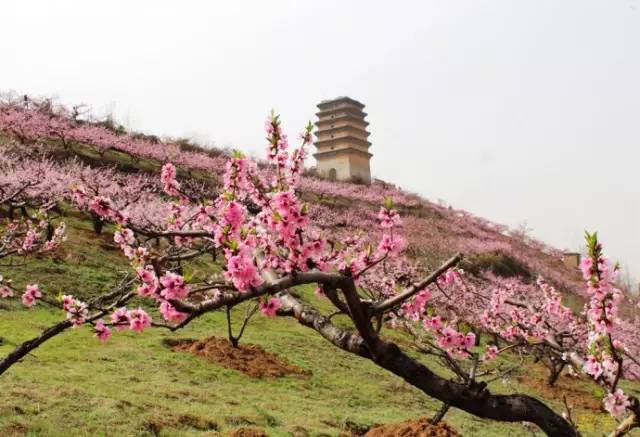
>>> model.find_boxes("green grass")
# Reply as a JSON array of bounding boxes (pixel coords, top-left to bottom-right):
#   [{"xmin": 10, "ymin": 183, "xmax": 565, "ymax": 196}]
[
  {"xmin": 4, "ymin": 215, "xmax": 129, "ymax": 301},
  {"xmin": 2, "ymin": 217, "xmax": 637, "ymax": 436}
]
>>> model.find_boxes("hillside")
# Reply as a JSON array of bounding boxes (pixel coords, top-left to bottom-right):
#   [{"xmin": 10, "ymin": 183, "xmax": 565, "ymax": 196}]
[
  {"xmin": 0, "ymin": 94, "xmax": 585, "ymax": 292},
  {"xmin": 1, "ymin": 217, "xmax": 633, "ymax": 436},
  {"xmin": 1, "ymin": 97, "xmax": 639, "ymax": 436}
]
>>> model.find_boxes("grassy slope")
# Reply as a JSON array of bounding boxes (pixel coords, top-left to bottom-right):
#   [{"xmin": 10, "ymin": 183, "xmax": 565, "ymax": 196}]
[{"xmin": 1, "ymin": 218, "xmax": 635, "ymax": 437}]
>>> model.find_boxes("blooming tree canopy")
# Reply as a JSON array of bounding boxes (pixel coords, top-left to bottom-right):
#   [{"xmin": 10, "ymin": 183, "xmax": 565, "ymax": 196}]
[{"xmin": 2, "ymin": 104, "xmax": 640, "ymax": 437}]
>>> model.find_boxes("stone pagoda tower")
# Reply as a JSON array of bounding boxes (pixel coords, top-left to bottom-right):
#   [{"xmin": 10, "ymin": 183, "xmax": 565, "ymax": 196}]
[{"xmin": 313, "ymin": 97, "xmax": 372, "ymax": 184}]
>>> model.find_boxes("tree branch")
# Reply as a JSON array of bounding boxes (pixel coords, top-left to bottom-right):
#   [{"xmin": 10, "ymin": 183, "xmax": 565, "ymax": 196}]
[
  {"xmin": 370, "ymin": 253, "xmax": 462, "ymax": 314},
  {"xmin": 277, "ymin": 291, "xmax": 577, "ymax": 436}
]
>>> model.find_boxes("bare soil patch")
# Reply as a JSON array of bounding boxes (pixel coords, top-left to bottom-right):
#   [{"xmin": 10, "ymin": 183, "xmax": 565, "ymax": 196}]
[
  {"xmin": 227, "ymin": 428, "xmax": 268, "ymax": 437},
  {"xmin": 144, "ymin": 412, "xmax": 218, "ymax": 435},
  {"xmin": 0, "ymin": 423, "xmax": 28, "ymax": 437},
  {"xmin": 166, "ymin": 336, "xmax": 311, "ymax": 379},
  {"xmin": 364, "ymin": 418, "xmax": 459, "ymax": 437}
]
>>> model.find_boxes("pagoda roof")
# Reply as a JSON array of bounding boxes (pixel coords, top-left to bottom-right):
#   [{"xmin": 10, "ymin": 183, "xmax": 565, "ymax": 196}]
[
  {"xmin": 317, "ymin": 96, "xmax": 365, "ymax": 110},
  {"xmin": 316, "ymin": 106, "xmax": 367, "ymax": 119}
]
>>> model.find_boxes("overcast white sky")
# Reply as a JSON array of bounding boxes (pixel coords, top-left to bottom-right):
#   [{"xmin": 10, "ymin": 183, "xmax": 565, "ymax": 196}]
[{"xmin": 2, "ymin": 1, "xmax": 639, "ymax": 282}]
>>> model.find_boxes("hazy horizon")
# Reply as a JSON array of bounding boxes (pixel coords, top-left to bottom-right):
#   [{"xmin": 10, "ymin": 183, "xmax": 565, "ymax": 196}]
[{"xmin": 2, "ymin": 1, "xmax": 638, "ymax": 284}]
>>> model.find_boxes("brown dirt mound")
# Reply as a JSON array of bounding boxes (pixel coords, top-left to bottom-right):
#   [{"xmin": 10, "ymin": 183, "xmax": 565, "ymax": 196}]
[
  {"xmin": 167, "ymin": 336, "xmax": 311, "ymax": 379},
  {"xmin": 227, "ymin": 428, "xmax": 267, "ymax": 437},
  {"xmin": 0, "ymin": 423, "xmax": 28, "ymax": 437},
  {"xmin": 365, "ymin": 418, "xmax": 459, "ymax": 437}
]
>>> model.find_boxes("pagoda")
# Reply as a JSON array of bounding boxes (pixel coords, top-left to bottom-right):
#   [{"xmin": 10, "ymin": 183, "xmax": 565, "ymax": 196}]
[{"xmin": 313, "ymin": 97, "xmax": 372, "ymax": 184}]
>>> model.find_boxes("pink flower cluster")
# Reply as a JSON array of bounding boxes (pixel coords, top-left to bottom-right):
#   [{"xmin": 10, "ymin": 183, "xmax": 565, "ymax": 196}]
[
  {"xmin": 109, "ymin": 307, "xmax": 151, "ymax": 333},
  {"xmin": 160, "ymin": 163, "xmax": 181, "ymax": 196},
  {"xmin": 259, "ymin": 297, "xmax": 281, "ymax": 317},
  {"xmin": 62, "ymin": 294, "xmax": 89, "ymax": 327},
  {"xmin": 21, "ymin": 284, "xmax": 41, "ymax": 307},
  {"xmin": 377, "ymin": 206, "xmax": 401, "ymax": 229},
  {"xmin": 226, "ymin": 246, "xmax": 263, "ymax": 291},
  {"xmin": 94, "ymin": 320, "xmax": 112, "ymax": 342},
  {"xmin": 129, "ymin": 308, "xmax": 152, "ymax": 333},
  {"xmin": 114, "ymin": 228, "xmax": 135, "ymax": 246},
  {"xmin": 0, "ymin": 275, "xmax": 13, "ymax": 298},
  {"xmin": 482, "ymin": 345, "xmax": 499, "ymax": 363},
  {"xmin": 403, "ymin": 289, "xmax": 432, "ymax": 321},
  {"xmin": 159, "ymin": 301, "xmax": 187, "ymax": 322},
  {"xmin": 583, "ymin": 254, "xmax": 623, "ymax": 335},
  {"xmin": 603, "ymin": 389, "xmax": 631, "ymax": 418},
  {"xmin": 583, "ymin": 354, "xmax": 620, "ymax": 384},
  {"xmin": 159, "ymin": 272, "xmax": 189, "ymax": 300},
  {"xmin": 578, "ymin": 233, "xmax": 634, "ymax": 419},
  {"xmin": 375, "ymin": 204, "xmax": 405, "ymax": 259},
  {"xmin": 87, "ymin": 196, "xmax": 126, "ymax": 225},
  {"xmin": 438, "ymin": 269, "xmax": 460, "ymax": 286},
  {"xmin": 429, "ymin": 324, "xmax": 476, "ymax": 357},
  {"xmin": 420, "ymin": 309, "xmax": 475, "ymax": 357},
  {"xmin": 479, "ymin": 276, "xmax": 579, "ymax": 344}
]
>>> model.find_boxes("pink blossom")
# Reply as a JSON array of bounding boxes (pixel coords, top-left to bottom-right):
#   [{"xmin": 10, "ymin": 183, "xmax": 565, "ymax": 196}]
[
  {"xmin": 21, "ymin": 230, "xmax": 35, "ymax": 251},
  {"xmin": 159, "ymin": 272, "xmax": 188, "ymax": 299},
  {"xmin": 584, "ymin": 355, "xmax": 604, "ymax": 379},
  {"xmin": 71, "ymin": 186, "xmax": 87, "ymax": 206},
  {"xmin": 223, "ymin": 201, "xmax": 245, "ymax": 230},
  {"xmin": 377, "ymin": 207, "xmax": 401, "ymax": 229},
  {"xmin": 259, "ymin": 297, "xmax": 281, "ymax": 317},
  {"xmin": 483, "ymin": 345, "xmax": 499, "ymax": 363},
  {"xmin": 579, "ymin": 256, "xmax": 593, "ymax": 280},
  {"xmin": 21, "ymin": 284, "xmax": 41, "ymax": 307},
  {"xmin": 137, "ymin": 281, "xmax": 159, "ymax": 297},
  {"xmin": 439, "ymin": 269, "xmax": 460, "ymax": 286},
  {"xmin": 63, "ymin": 296, "xmax": 88, "ymax": 326},
  {"xmin": 423, "ymin": 315, "xmax": 443, "ymax": 331},
  {"xmin": 94, "ymin": 320, "xmax": 112, "ymax": 342},
  {"xmin": 159, "ymin": 301, "xmax": 187, "ymax": 322},
  {"xmin": 377, "ymin": 233, "xmax": 405, "ymax": 256},
  {"xmin": 603, "ymin": 389, "xmax": 630, "ymax": 418},
  {"xmin": 88, "ymin": 196, "xmax": 113, "ymax": 217},
  {"xmin": 161, "ymin": 163, "xmax": 181, "ymax": 195},
  {"xmin": 225, "ymin": 248, "xmax": 263, "ymax": 291},
  {"xmin": 137, "ymin": 266, "xmax": 157, "ymax": 283},
  {"xmin": 462, "ymin": 332, "xmax": 476, "ymax": 349},
  {"xmin": 110, "ymin": 307, "xmax": 131, "ymax": 331},
  {"xmin": 0, "ymin": 286, "xmax": 13, "ymax": 298},
  {"xmin": 61, "ymin": 294, "xmax": 74, "ymax": 311},
  {"xmin": 437, "ymin": 327, "xmax": 457, "ymax": 349},
  {"xmin": 114, "ymin": 228, "xmax": 135, "ymax": 246},
  {"xmin": 128, "ymin": 307, "xmax": 152, "ymax": 333}
]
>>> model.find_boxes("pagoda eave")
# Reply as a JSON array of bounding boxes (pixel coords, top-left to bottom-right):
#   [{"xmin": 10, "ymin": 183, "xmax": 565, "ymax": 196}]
[
  {"xmin": 316, "ymin": 109, "xmax": 368, "ymax": 118},
  {"xmin": 315, "ymin": 137, "xmax": 371, "ymax": 148},
  {"xmin": 315, "ymin": 126, "xmax": 371, "ymax": 138},
  {"xmin": 316, "ymin": 117, "xmax": 370, "ymax": 128},
  {"xmin": 313, "ymin": 148, "xmax": 373, "ymax": 159}
]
